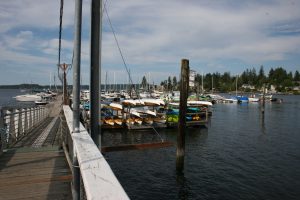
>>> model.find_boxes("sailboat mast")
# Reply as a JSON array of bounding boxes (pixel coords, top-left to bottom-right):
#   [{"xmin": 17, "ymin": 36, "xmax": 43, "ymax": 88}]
[{"xmin": 50, "ymin": 72, "xmax": 52, "ymax": 90}]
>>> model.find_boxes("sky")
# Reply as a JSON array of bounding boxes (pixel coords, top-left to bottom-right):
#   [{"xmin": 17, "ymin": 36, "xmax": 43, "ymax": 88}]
[{"xmin": 0, "ymin": 0, "xmax": 300, "ymax": 85}]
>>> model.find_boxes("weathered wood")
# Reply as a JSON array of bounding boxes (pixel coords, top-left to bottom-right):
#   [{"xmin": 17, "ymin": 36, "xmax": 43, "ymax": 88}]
[
  {"xmin": 63, "ymin": 105, "xmax": 129, "ymax": 200},
  {"xmin": 176, "ymin": 59, "xmax": 189, "ymax": 173},
  {"xmin": 262, "ymin": 84, "xmax": 266, "ymax": 114},
  {"xmin": 0, "ymin": 149, "xmax": 72, "ymax": 200}
]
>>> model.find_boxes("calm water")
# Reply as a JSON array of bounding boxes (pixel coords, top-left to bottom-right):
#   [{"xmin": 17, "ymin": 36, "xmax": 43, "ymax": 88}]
[
  {"xmin": 0, "ymin": 89, "xmax": 34, "ymax": 109},
  {"xmin": 102, "ymin": 95, "xmax": 300, "ymax": 200},
  {"xmin": 1, "ymin": 89, "xmax": 299, "ymax": 199}
]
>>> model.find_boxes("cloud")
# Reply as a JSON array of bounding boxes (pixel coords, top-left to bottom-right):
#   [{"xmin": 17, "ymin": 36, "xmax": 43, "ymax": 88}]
[{"xmin": 1, "ymin": 0, "xmax": 300, "ymax": 85}]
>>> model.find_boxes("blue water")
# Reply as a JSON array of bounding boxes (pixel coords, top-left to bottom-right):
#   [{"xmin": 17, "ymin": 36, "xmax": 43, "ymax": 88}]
[
  {"xmin": 0, "ymin": 89, "xmax": 34, "ymax": 109},
  {"xmin": 102, "ymin": 95, "xmax": 300, "ymax": 200}
]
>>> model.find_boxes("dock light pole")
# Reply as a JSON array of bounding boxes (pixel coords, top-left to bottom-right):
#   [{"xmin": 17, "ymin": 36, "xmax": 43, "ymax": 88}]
[
  {"xmin": 58, "ymin": 63, "xmax": 71, "ymax": 105},
  {"xmin": 72, "ymin": 0, "xmax": 82, "ymax": 199},
  {"xmin": 176, "ymin": 59, "xmax": 189, "ymax": 173},
  {"xmin": 90, "ymin": 0, "xmax": 102, "ymax": 147}
]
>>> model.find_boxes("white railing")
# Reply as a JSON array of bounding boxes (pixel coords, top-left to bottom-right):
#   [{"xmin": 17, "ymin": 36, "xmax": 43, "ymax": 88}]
[
  {"xmin": 0, "ymin": 106, "xmax": 49, "ymax": 153},
  {"xmin": 62, "ymin": 105, "xmax": 129, "ymax": 200}
]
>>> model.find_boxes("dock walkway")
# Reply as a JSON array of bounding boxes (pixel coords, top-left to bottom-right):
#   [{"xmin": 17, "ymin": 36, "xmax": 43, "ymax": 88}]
[{"xmin": 0, "ymin": 96, "xmax": 72, "ymax": 200}]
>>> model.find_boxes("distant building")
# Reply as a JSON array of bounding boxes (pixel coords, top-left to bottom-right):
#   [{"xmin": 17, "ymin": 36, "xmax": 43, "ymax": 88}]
[
  {"xmin": 292, "ymin": 86, "xmax": 300, "ymax": 91},
  {"xmin": 241, "ymin": 84, "xmax": 255, "ymax": 90},
  {"xmin": 269, "ymin": 85, "xmax": 277, "ymax": 93}
]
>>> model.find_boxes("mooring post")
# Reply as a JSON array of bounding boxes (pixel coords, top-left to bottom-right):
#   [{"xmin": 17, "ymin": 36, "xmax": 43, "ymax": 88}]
[
  {"xmin": 90, "ymin": 0, "xmax": 102, "ymax": 147},
  {"xmin": 176, "ymin": 59, "xmax": 189, "ymax": 173},
  {"xmin": 262, "ymin": 84, "xmax": 266, "ymax": 114}
]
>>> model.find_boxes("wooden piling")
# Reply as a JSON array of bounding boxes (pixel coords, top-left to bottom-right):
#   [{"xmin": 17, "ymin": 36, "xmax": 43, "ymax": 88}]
[
  {"xmin": 261, "ymin": 84, "xmax": 266, "ymax": 114},
  {"xmin": 176, "ymin": 59, "xmax": 189, "ymax": 172}
]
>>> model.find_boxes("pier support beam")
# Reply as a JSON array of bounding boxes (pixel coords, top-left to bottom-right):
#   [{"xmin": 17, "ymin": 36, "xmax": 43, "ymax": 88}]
[{"xmin": 176, "ymin": 59, "xmax": 189, "ymax": 173}]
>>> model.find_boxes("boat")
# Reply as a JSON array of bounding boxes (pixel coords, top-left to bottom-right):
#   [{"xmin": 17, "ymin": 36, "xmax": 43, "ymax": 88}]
[
  {"xmin": 187, "ymin": 100, "xmax": 213, "ymax": 106},
  {"xmin": 114, "ymin": 118, "xmax": 123, "ymax": 126},
  {"xmin": 126, "ymin": 118, "xmax": 135, "ymax": 126},
  {"xmin": 109, "ymin": 102, "xmax": 123, "ymax": 110},
  {"xmin": 15, "ymin": 94, "xmax": 42, "ymax": 102},
  {"xmin": 142, "ymin": 98, "xmax": 165, "ymax": 106},
  {"xmin": 35, "ymin": 100, "xmax": 48, "ymax": 105},
  {"xmin": 104, "ymin": 118, "xmax": 114, "ymax": 126},
  {"xmin": 153, "ymin": 117, "xmax": 166, "ymax": 124},
  {"xmin": 236, "ymin": 96, "xmax": 249, "ymax": 103},
  {"xmin": 248, "ymin": 97, "xmax": 260, "ymax": 102},
  {"xmin": 144, "ymin": 117, "xmax": 154, "ymax": 125},
  {"xmin": 134, "ymin": 118, "xmax": 143, "ymax": 125}
]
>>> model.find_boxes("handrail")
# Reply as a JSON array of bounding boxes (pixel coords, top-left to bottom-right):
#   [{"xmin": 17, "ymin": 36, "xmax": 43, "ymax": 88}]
[
  {"xmin": 63, "ymin": 105, "xmax": 129, "ymax": 200},
  {"xmin": 0, "ymin": 106, "xmax": 49, "ymax": 151}
]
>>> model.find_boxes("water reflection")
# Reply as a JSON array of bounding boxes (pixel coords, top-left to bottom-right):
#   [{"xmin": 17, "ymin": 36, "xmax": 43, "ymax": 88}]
[
  {"xmin": 176, "ymin": 173, "xmax": 189, "ymax": 200},
  {"xmin": 260, "ymin": 112, "xmax": 266, "ymax": 134}
]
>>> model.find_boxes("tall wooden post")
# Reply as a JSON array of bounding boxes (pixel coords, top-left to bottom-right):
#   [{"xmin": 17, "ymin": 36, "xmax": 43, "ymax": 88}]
[
  {"xmin": 261, "ymin": 84, "xmax": 266, "ymax": 114},
  {"xmin": 176, "ymin": 59, "xmax": 189, "ymax": 173}
]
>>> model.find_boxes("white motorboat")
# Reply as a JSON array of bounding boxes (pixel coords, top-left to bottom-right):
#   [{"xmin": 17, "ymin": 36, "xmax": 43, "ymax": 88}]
[
  {"xmin": 15, "ymin": 94, "xmax": 42, "ymax": 102},
  {"xmin": 248, "ymin": 97, "xmax": 260, "ymax": 102}
]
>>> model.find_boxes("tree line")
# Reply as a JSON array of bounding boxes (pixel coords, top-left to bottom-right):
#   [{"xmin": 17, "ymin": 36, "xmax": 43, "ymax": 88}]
[{"xmin": 159, "ymin": 66, "xmax": 300, "ymax": 93}]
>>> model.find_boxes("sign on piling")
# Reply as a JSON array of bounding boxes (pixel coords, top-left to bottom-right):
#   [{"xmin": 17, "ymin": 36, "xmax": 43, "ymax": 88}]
[{"xmin": 176, "ymin": 59, "xmax": 189, "ymax": 173}]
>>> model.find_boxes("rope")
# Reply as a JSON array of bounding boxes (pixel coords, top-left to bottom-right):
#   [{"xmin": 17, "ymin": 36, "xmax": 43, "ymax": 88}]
[
  {"xmin": 103, "ymin": 3, "xmax": 139, "ymax": 98},
  {"xmin": 104, "ymin": 3, "xmax": 164, "ymax": 142}
]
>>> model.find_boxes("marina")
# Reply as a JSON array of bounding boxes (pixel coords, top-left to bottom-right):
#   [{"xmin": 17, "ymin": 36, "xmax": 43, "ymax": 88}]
[
  {"xmin": 1, "ymin": 85, "xmax": 299, "ymax": 200},
  {"xmin": 1, "ymin": 0, "xmax": 300, "ymax": 199}
]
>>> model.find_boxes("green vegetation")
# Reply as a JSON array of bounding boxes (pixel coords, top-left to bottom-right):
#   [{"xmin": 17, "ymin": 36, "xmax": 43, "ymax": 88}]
[{"xmin": 160, "ymin": 66, "xmax": 300, "ymax": 93}]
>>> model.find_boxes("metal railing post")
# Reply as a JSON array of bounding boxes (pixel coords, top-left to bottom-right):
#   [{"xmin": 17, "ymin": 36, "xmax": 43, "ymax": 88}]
[
  {"xmin": 21, "ymin": 108, "xmax": 25, "ymax": 135},
  {"xmin": 37, "ymin": 107, "xmax": 41, "ymax": 122},
  {"xmin": 72, "ymin": 0, "xmax": 82, "ymax": 199},
  {"xmin": 33, "ymin": 107, "xmax": 37, "ymax": 127},
  {"xmin": 24, "ymin": 108, "xmax": 28, "ymax": 133},
  {"xmin": 9, "ymin": 109, "xmax": 15, "ymax": 143},
  {"xmin": 18, "ymin": 109, "xmax": 22, "ymax": 139},
  {"xmin": 0, "ymin": 109, "xmax": 5, "ymax": 154},
  {"xmin": 29, "ymin": 108, "xmax": 32, "ymax": 129}
]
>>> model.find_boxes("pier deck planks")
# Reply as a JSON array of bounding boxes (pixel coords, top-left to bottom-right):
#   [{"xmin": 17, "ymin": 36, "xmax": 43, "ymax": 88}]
[{"xmin": 0, "ymin": 148, "xmax": 72, "ymax": 200}]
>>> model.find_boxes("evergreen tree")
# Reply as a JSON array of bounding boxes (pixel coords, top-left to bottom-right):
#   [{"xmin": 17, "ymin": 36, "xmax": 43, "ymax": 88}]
[
  {"xmin": 294, "ymin": 70, "xmax": 300, "ymax": 81},
  {"xmin": 258, "ymin": 65, "xmax": 266, "ymax": 86},
  {"xmin": 172, "ymin": 76, "xmax": 177, "ymax": 90},
  {"xmin": 167, "ymin": 76, "xmax": 172, "ymax": 91},
  {"xmin": 141, "ymin": 76, "xmax": 147, "ymax": 89}
]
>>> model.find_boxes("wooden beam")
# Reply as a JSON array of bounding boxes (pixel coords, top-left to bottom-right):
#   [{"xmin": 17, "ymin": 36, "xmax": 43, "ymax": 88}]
[{"xmin": 101, "ymin": 141, "xmax": 173, "ymax": 153}]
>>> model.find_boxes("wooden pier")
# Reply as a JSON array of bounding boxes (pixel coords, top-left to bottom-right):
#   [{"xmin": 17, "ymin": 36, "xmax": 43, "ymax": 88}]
[
  {"xmin": 0, "ymin": 147, "xmax": 72, "ymax": 199},
  {"xmin": 0, "ymin": 96, "xmax": 73, "ymax": 199},
  {"xmin": 0, "ymin": 96, "xmax": 129, "ymax": 200}
]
